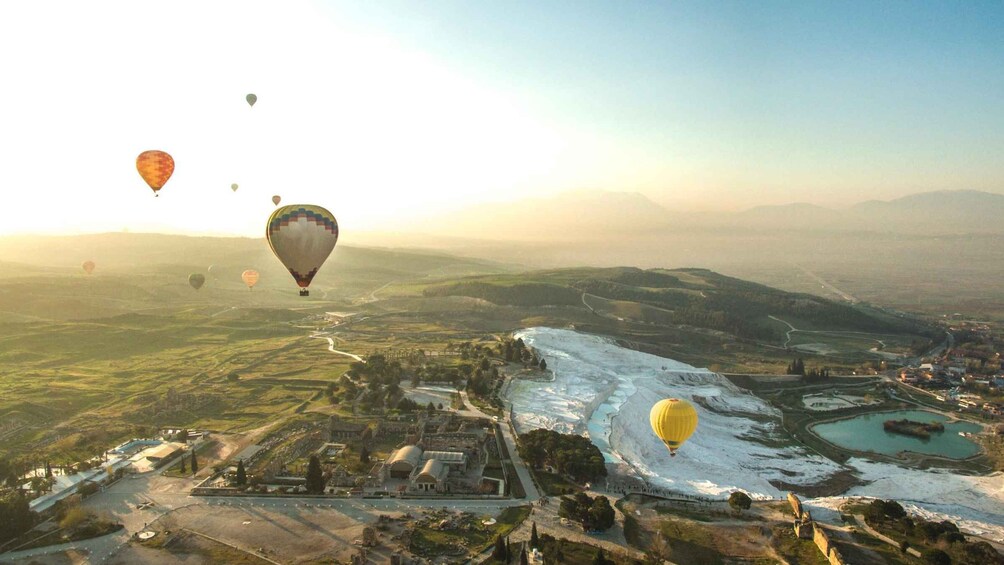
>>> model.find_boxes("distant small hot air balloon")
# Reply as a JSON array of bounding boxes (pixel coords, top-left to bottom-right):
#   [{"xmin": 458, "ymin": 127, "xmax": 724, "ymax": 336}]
[
  {"xmin": 266, "ymin": 204, "xmax": 338, "ymax": 297},
  {"xmin": 231, "ymin": 183, "xmax": 239, "ymax": 192},
  {"xmin": 82, "ymin": 261, "xmax": 95, "ymax": 275},
  {"xmin": 242, "ymin": 269, "xmax": 259, "ymax": 290},
  {"xmin": 246, "ymin": 93, "xmax": 257, "ymax": 107},
  {"xmin": 650, "ymin": 398, "xmax": 698, "ymax": 457},
  {"xmin": 136, "ymin": 150, "xmax": 174, "ymax": 197},
  {"xmin": 272, "ymin": 195, "xmax": 281, "ymax": 206},
  {"xmin": 189, "ymin": 273, "xmax": 206, "ymax": 290}
]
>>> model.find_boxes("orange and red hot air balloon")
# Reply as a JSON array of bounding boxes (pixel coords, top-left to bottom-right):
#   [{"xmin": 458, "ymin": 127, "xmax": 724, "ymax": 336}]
[{"xmin": 136, "ymin": 150, "xmax": 175, "ymax": 196}]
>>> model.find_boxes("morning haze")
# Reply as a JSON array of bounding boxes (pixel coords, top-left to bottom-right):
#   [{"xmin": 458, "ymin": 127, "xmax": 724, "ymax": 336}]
[{"xmin": 1, "ymin": 2, "xmax": 1003, "ymax": 565}]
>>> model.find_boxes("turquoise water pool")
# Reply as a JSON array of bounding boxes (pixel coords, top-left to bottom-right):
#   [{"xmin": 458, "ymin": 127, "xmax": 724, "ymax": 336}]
[{"xmin": 811, "ymin": 410, "xmax": 982, "ymax": 459}]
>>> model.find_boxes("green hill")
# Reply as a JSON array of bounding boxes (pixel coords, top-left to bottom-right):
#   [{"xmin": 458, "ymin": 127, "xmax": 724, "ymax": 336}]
[{"xmin": 421, "ymin": 267, "xmax": 933, "ymax": 343}]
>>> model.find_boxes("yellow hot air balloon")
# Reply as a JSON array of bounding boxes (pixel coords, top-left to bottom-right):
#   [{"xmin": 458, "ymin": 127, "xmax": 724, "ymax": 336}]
[
  {"xmin": 241, "ymin": 269, "xmax": 259, "ymax": 290},
  {"xmin": 266, "ymin": 205, "xmax": 338, "ymax": 297},
  {"xmin": 650, "ymin": 398, "xmax": 698, "ymax": 457},
  {"xmin": 136, "ymin": 150, "xmax": 174, "ymax": 196},
  {"xmin": 82, "ymin": 260, "xmax": 95, "ymax": 275},
  {"xmin": 231, "ymin": 183, "xmax": 239, "ymax": 192}
]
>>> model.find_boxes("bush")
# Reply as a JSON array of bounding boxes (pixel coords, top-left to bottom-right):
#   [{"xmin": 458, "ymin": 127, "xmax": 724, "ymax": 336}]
[
  {"xmin": 60, "ymin": 506, "xmax": 91, "ymax": 531},
  {"xmin": 76, "ymin": 481, "xmax": 100, "ymax": 497},
  {"xmin": 921, "ymin": 548, "xmax": 950, "ymax": 565}
]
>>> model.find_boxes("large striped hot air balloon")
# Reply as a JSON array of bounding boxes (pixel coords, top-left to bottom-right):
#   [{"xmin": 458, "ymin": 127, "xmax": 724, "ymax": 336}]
[
  {"xmin": 136, "ymin": 150, "xmax": 174, "ymax": 196},
  {"xmin": 266, "ymin": 205, "xmax": 338, "ymax": 297},
  {"xmin": 241, "ymin": 269, "xmax": 259, "ymax": 290},
  {"xmin": 650, "ymin": 398, "xmax": 698, "ymax": 457}
]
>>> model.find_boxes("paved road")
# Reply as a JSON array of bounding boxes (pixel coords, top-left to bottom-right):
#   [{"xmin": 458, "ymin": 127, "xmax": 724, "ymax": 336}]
[{"xmin": 461, "ymin": 389, "xmax": 541, "ymax": 501}]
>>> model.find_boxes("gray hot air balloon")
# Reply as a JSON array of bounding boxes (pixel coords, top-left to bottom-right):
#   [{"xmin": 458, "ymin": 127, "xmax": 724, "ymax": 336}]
[
  {"xmin": 246, "ymin": 93, "xmax": 257, "ymax": 107},
  {"xmin": 189, "ymin": 273, "xmax": 206, "ymax": 290}
]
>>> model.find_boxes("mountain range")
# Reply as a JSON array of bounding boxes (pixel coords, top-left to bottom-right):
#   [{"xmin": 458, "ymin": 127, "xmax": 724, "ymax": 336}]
[{"xmin": 392, "ymin": 189, "xmax": 1004, "ymax": 241}]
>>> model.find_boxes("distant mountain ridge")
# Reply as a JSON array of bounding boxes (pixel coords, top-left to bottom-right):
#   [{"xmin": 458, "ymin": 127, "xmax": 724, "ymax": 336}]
[
  {"xmin": 732, "ymin": 190, "xmax": 1004, "ymax": 233},
  {"xmin": 406, "ymin": 189, "xmax": 1004, "ymax": 239}
]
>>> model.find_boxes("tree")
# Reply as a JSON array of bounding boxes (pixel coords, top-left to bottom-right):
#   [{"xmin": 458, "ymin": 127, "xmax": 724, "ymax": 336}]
[
  {"xmin": 180, "ymin": 457, "xmax": 187, "ymax": 474},
  {"xmin": 190, "ymin": 451, "xmax": 198, "ymax": 474},
  {"xmin": 427, "ymin": 401, "xmax": 436, "ymax": 414},
  {"xmin": 0, "ymin": 491, "xmax": 35, "ymax": 543},
  {"xmin": 360, "ymin": 445, "xmax": 370, "ymax": 464},
  {"xmin": 520, "ymin": 544, "xmax": 528, "ymax": 565},
  {"xmin": 492, "ymin": 535, "xmax": 507, "ymax": 561},
  {"xmin": 728, "ymin": 491, "xmax": 752, "ymax": 514},
  {"xmin": 589, "ymin": 496, "xmax": 615, "ymax": 531},
  {"xmin": 45, "ymin": 461, "xmax": 52, "ymax": 478},
  {"xmin": 530, "ymin": 521, "xmax": 539, "ymax": 549},
  {"xmin": 176, "ymin": 429, "xmax": 189, "ymax": 443},
  {"xmin": 437, "ymin": 402, "xmax": 444, "ymax": 410},
  {"xmin": 592, "ymin": 548, "xmax": 610, "ymax": 565},
  {"xmin": 305, "ymin": 455, "xmax": 325, "ymax": 494},
  {"xmin": 539, "ymin": 359, "xmax": 547, "ymax": 370},
  {"xmin": 921, "ymin": 548, "xmax": 950, "ymax": 565},
  {"xmin": 235, "ymin": 459, "xmax": 247, "ymax": 486}
]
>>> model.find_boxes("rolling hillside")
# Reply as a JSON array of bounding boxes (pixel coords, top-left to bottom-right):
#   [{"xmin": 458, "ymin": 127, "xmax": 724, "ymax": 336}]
[{"xmin": 419, "ymin": 267, "xmax": 934, "ymax": 345}]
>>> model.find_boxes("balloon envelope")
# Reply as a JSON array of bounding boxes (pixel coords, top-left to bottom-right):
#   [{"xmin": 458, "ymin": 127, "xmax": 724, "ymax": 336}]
[
  {"xmin": 246, "ymin": 93, "xmax": 257, "ymax": 107},
  {"xmin": 231, "ymin": 183, "xmax": 239, "ymax": 192},
  {"xmin": 242, "ymin": 269, "xmax": 259, "ymax": 289},
  {"xmin": 272, "ymin": 195, "xmax": 281, "ymax": 206},
  {"xmin": 266, "ymin": 205, "xmax": 338, "ymax": 291},
  {"xmin": 82, "ymin": 261, "xmax": 95, "ymax": 275},
  {"xmin": 189, "ymin": 273, "xmax": 206, "ymax": 290},
  {"xmin": 136, "ymin": 150, "xmax": 174, "ymax": 195},
  {"xmin": 650, "ymin": 398, "xmax": 698, "ymax": 457}
]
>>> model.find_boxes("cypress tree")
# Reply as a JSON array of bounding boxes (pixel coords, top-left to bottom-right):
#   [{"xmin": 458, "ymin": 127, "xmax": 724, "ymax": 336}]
[
  {"xmin": 190, "ymin": 451, "xmax": 198, "ymax": 474},
  {"xmin": 305, "ymin": 455, "xmax": 325, "ymax": 494},
  {"xmin": 530, "ymin": 522, "xmax": 539, "ymax": 548},
  {"xmin": 235, "ymin": 459, "xmax": 247, "ymax": 486}
]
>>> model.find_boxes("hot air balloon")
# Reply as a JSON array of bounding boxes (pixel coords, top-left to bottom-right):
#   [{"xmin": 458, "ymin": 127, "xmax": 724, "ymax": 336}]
[
  {"xmin": 189, "ymin": 273, "xmax": 206, "ymax": 290},
  {"xmin": 246, "ymin": 93, "xmax": 257, "ymax": 107},
  {"xmin": 136, "ymin": 150, "xmax": 174, "ymax": 196},
  {"xmin": 266, "ymin": 205, "xmax": 338, "ymax": 297},
  {"xmin": 82, "ymin": 261, "xmax": 95, "ymax": 275},
  {"xmin": 231, "ymin": 184, "xmax": 239, "ymax": 192},
  {"xmin": 272, "ymin": 195, "xmax": 281, "ymax": 206},
  {"xmin": 242, "ymin": 269, "xmax": 259, "ymax": 290},
  {"xmin": 650, "ymin": 398, "xmax": 698, "ymax": 457}
]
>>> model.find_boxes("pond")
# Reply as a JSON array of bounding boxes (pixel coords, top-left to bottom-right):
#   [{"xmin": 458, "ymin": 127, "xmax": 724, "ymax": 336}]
[{"xmin": 811, "ymin": 409, "xmax": 983, "ymax": 459}]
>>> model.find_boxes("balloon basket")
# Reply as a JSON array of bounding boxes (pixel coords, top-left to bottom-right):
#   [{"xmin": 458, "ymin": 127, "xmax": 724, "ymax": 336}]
[{"xmin": 299, "ymin": 289, "xmax": 309, "ymax": 297}]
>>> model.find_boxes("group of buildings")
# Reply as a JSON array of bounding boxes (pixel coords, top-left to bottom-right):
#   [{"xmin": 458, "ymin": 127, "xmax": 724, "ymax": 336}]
[
  {"xmin": 329, "ymin": 412, "xmax": 501, "ymax": 496},
  {"xmin": 898, "ymin": 360, "xmax": 1004, "ymax": 417}
]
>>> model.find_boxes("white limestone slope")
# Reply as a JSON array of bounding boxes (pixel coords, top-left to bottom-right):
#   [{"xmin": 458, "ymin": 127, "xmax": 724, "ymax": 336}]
[
  {"xmin": 510, "ymin": 327, "xmax": 842, "ymax": 499},
  {"xmin": 508, "ymin": 327, "xmax": 1004, "ymax": 540}
]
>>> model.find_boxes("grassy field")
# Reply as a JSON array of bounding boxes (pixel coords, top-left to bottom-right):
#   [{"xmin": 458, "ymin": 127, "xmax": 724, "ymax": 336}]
[{"xmin": 0, "ymin": 235, "xmax": 941, "ymax": 475}]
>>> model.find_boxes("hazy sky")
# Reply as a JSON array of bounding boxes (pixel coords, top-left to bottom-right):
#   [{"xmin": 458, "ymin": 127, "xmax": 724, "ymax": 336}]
[{"xmin": 1, "ymin": 1, "xmax": 1002, "ymax": 236}]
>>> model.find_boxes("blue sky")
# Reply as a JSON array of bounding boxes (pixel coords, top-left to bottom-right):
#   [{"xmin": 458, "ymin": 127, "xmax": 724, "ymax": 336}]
[{"xmin": 0, "ymin": 1, "xmax": 1001, "ymax": 235}]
